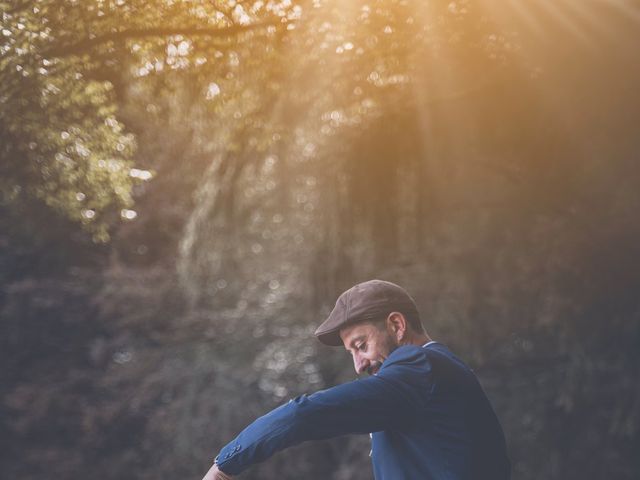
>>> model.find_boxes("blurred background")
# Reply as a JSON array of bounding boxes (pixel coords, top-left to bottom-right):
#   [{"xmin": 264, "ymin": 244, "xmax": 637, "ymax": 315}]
[{"xmin": 1, "ymin": 1, "xmax": 639, "ymax": 479}]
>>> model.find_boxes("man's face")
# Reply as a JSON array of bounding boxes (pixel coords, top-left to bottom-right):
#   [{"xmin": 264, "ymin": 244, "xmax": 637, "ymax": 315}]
[{"xmin": 340, "ymin": 320, "xmax": 398, "ymax": 376}]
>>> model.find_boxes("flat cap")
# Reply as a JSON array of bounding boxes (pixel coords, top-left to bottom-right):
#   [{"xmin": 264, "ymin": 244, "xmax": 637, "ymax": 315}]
[{"xmin": 314, "ymin": 279, "xmax": 419, "ymax": 346}]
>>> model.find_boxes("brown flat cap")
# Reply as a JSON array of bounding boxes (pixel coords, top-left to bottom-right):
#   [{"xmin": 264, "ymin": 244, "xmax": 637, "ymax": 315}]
[{"xmin": 314, "ymin": 279, "xmax": 420, "ymax": 346}]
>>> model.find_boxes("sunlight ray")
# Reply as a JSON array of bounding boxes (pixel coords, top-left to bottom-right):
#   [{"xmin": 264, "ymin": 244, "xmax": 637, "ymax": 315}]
[
  {"xmin": 535, "ymin": 0, "xmax": 595, "ymax": 45},
  {"xmin": 604, "ymin": 0, "xmax": 640, "ymax": 23},
  {"xmin": 503, "ymin": 0, "xmax": 547, "ymax": 40},
  {"xmin": 552, "ymin": 0, "xmax": 617, "ymax": 43},
  {"xmin": 411, "ymin": 0, "xmax": 476, "ymax": 174}
]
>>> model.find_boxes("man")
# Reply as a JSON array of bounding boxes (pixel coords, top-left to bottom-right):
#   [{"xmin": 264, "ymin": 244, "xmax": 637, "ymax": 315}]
[{"xmin": 202, "ymin": 280, "xmax": 510, "ymax": 480}]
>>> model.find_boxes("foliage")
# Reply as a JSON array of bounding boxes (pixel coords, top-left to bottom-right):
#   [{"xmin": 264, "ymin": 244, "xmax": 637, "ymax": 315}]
[
  {"xmin": 0, "ymin": 0, "xmax": 294, "ymax": 240},
  {"xmin": 1, "ymin": 2, "xmax": 133, "ymax": 240}
]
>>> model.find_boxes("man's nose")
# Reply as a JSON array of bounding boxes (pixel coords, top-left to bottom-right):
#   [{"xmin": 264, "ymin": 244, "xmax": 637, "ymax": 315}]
[{"xmin": 354, "ymin": 356, "xmax": 369, "ymax": 375}]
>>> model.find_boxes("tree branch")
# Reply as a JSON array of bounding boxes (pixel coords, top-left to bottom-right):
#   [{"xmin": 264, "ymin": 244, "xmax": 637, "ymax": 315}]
[
  {"xmin": 44, "ymin": 20, "xmax": 281, "ymax": 58},
  {"xmin": 3, "ymin": 0, "xmax": 36, "ymax": 16}
]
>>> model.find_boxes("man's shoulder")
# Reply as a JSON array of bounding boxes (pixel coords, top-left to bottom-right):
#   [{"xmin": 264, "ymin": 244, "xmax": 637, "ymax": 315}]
[
  {"xmin": 380, "ymin": 343, "xmax": 475, "ymax": 379},
  {"xmin": 373, "ymin": 345, "xmax": 436, "ymax": 402},
  {"xmin": 423, "ymin": 343, "xmax": 475, "ymax": 374},
  {"xmin": 378, "ymin": 344, "xmax": 432, "ymax": 377}
]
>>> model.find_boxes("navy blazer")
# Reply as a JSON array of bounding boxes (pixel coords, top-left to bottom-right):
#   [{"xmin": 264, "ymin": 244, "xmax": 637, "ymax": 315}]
[{"xmin": 215, "ymin": 343, "xmax": 510, "ymax": 479}]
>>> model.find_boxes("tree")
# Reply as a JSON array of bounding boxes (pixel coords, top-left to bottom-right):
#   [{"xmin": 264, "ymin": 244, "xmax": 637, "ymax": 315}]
[{"xmin": 0, "ymin": 0, "xmax": 293, "ymax": 240}]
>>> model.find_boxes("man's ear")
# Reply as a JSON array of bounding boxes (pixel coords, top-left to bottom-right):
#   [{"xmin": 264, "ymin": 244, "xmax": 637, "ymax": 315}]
[{"xmin": 386, "ymin": 312, "xmax": 407, "ymax": 342}]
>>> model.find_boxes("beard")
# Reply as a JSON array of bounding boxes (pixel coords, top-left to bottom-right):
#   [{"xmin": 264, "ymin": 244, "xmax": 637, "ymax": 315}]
[
  {"xmin": 366, "ymin": 332, "xmax": 400, "ymax": 375},
  {"xmin": 366, "ymin": 361, "xmax": 383, "ymax": 376}
]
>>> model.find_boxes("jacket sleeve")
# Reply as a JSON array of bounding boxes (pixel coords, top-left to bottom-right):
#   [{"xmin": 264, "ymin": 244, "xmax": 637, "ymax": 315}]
[{"xmin": 215, "ymin": 346, "xmax": 432, "ymax": 475}]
